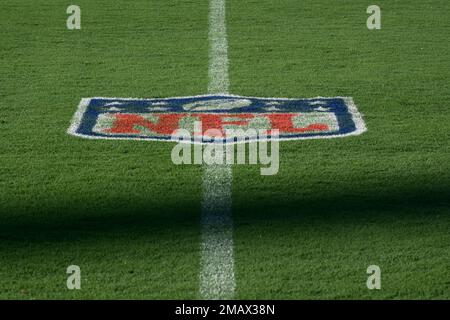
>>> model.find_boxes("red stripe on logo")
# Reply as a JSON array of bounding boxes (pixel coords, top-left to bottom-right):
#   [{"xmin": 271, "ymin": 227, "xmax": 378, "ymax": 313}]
[
  {"xmin": 266, "ymin": 114, "xmax": 329, "ymax": 133},
  {"xmin": 107, "ymin": 113, "xmax": 185, "ymax": 135},
  {"xmin": 105, "ymin": 113, "xmax": 329, "ymax": 136}
]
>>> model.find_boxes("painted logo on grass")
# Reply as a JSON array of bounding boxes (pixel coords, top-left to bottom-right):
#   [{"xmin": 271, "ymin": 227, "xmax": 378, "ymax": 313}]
[{"xmin": 68, "ymin": 95, "xmax": 366, "ymax": 143}]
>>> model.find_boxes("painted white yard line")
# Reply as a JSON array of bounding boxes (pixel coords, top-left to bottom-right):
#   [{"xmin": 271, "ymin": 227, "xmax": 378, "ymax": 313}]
[
  {"xmin": 199, "ymin": 0, "xmax": 235, "ymax": 300},
  {"xmin": 200, "ymin": 164, "xmax": 234, "ymax": 299},
  {"xmin": 207, "ymin": 0, "xmax": 229, "ymax": 94}
]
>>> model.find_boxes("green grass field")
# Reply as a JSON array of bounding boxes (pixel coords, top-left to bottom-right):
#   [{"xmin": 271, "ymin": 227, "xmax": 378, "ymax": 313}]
[{"xmin": 1, "ymin": 0, "xmax": 449, "ymax": 299}]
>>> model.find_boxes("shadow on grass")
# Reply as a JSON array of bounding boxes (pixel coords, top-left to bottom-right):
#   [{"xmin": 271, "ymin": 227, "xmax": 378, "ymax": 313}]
[
  {"xmin": 233, "ymin": 182, "xmax": 450, "ymax": 224},
  {"xmin": 0, "ymin": 199, "xmax": 200, "ymax": 244},
  {"xmin": 0, "ymin": 180, "xmax": 449, "ymax": 245}
]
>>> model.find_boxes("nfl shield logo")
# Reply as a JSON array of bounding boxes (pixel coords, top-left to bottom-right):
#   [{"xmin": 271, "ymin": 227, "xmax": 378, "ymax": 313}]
[{"xmin": 68, "ymin": 94, "xmax": 366, "ymax": 143}]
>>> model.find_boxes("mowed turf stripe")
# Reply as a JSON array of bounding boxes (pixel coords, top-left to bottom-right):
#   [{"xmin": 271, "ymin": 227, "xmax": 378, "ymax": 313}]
[{"xmin": 199, "ymin": 0, "xmax": 235, "ymax": 299}]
